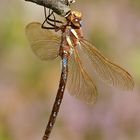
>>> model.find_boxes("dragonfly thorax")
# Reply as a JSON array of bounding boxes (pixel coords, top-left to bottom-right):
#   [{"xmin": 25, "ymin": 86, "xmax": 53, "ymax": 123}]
[{"xmin": 61, "ymin": 26, "xmax": 82, "ymax": 57}]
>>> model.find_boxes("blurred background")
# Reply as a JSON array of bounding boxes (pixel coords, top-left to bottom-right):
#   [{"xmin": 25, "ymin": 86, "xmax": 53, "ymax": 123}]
[{"xmin": 0, "ymin": 0, "xmax": 140, "ymax": 140}]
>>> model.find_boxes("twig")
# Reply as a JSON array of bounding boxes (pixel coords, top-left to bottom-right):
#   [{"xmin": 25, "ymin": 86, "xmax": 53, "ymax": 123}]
[{"xmin": 25, "ymin": 0, "xmax": 75, "ymax": 16}]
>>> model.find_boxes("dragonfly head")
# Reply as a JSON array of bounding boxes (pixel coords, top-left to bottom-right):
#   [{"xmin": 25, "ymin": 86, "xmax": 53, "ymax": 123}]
[{"xmin": 66, "ymin": 11, "xmax": 82, "ymax": 28}]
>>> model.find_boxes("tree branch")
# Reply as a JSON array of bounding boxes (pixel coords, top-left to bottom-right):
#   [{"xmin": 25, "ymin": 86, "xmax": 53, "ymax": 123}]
[{"xmin": 25, "ymin": 0, "xmax": 75, "ymax": 16}]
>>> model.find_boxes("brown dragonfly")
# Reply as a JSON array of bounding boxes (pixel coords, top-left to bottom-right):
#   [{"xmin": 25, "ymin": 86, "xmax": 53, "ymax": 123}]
[{"xmin": 26, "ymin": 10, "xmax": 134, "ymax": 140}]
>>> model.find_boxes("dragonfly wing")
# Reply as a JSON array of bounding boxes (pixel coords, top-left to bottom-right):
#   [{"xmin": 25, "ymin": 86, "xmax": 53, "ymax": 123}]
[
  {"xmin": 79, "ymin": 39, "xmax": 134, "ymax": 90},
  {"xmin": 26, "ymin": 22, "xmax": 61, "ymax": 60},
  {"xmin": 67, "ymin": 47, "xmax": 98, "ymax": 104}
]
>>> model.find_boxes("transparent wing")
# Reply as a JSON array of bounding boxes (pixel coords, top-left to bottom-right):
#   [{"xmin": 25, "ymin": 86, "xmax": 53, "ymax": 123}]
[
  {"xmin": 25, "ymin": 22, "xmax": 61, "ymax": 60},
  {"xmin": 67, "ymin": 47, "xmax": 98, "ymax": 104},
  {"xmin": 79, "ymin": 39, "xmax": 134, "ymax": 90}
]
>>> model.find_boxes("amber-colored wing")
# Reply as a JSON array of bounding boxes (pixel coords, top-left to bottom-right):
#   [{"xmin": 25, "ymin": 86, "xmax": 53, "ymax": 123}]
[
  {"xmin": 25, "ymin": 22, "xmax": 61, "ymax": 60},
  {"xmin": 67, "ymin": 46, "xmax": 98, "ymax": 104},
  {"xmin": 79, "ymin": 39, "xmax": 134, "ymax": 90}
]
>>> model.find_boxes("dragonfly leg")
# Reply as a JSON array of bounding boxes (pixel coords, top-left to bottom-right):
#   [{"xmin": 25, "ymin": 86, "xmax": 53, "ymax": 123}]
[
  {"xmin": 42, "ymin": 9, "xmax": 57, "ymax": 30},
  {"xmin": 42, "ymin": 8, "xmax": 63, "ymax": 31},
  {"xmin": 45, "ymin": 8, "xmax": 63, "ymax": 24}
]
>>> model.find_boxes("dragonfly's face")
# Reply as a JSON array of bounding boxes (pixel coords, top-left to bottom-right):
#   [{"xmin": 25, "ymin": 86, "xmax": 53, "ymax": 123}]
[{"xmin": 67, "ymin": 11, "xmax": 82, "ymax": 28}]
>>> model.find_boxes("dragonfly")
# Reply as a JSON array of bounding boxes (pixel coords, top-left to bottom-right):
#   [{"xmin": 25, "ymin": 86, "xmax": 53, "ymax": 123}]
[{"xmin": 25, "ymin": 10, "xmax": 134, "ymax": 140}]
